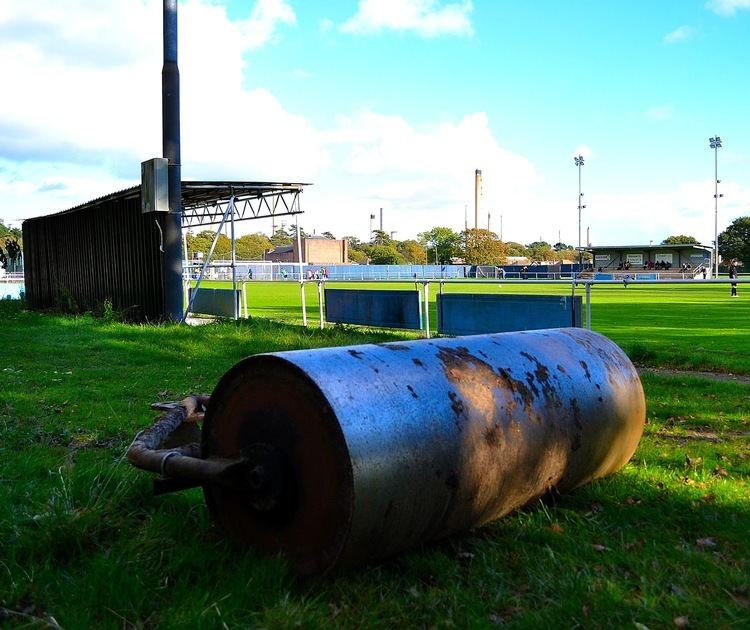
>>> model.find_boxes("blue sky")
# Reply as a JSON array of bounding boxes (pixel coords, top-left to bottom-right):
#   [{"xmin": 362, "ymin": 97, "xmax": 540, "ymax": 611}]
[{"xmin": 1, "ymin": 0, "xmax": 749, "ymax": 246}]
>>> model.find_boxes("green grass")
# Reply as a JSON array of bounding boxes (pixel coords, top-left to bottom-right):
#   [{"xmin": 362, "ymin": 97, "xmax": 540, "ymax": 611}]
[
  {"xmin": 1, "ymin": 295, "xmax": 749, "ymax": 628},
  {"xmin": 205, "ymin": 279, "xmax": 750, "ymax": 373}
]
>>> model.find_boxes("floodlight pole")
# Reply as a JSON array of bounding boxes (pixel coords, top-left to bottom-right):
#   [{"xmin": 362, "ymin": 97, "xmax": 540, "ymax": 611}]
[
  {"xmin": 162, "ymin": 0, "xmax": 184, "ymax": 321},
  {"xmin": 574, "ymin": 155, "xmax": 586, "ymax": 269},
  {"xmin": 709, "ymin": 136, "xmax": 722, "ymax": 277}
]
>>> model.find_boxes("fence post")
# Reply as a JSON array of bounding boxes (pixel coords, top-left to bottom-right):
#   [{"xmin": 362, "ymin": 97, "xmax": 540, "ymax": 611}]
[
  {"xmin": 423, "ymin": 282, "xmax": 431, "ymax": 339},
  {"xmin": 585, "ymin": 282, "xmax": 592, "ymax": 330},
  {"xmin": 318, "ymin": 280, "xmax": 325, "ymax": 329},
  {"xmin": 300, "ymin": 280, "xmax": 308, "ymax": 326}
]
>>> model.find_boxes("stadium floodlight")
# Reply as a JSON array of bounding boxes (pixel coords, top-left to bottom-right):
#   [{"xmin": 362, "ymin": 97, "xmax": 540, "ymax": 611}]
[
  {"xmin": 574, "ymin": 154, "xmax": 585, "ymax": 267},
  {"xmin": 709, "ymin": 136, "xmax": 722, "ymax": 276}
]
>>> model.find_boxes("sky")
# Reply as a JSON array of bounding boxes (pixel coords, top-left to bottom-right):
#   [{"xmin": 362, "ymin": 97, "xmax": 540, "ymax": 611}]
[{"xmin": 1, "ymin": 0, "xmax": 749, "ymax": 247}]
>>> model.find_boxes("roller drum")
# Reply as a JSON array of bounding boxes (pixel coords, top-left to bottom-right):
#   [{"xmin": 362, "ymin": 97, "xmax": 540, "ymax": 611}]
[{"xmin": 202, "ymin": 328, "xmax": 645, "ymax": 574}]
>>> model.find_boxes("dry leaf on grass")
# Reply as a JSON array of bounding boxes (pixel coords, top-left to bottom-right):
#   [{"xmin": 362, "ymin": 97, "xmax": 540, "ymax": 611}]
[{"xmin": 696, "ymin": 537, "xmax": 717, "ymax": 550}]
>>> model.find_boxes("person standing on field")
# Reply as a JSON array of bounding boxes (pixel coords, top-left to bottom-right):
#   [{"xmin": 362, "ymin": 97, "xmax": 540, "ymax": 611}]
[{"xmin": 729, "ymin": 259, "xmax": 739, "ymax": 297}]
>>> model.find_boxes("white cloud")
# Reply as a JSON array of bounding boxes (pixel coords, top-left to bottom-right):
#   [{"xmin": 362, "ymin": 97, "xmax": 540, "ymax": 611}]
[
  {"xmin": 302, "ymin": 110, "xmax": 543, "ymax": 239},
  {"xmin": 645, "ymin": 105, "xmax": 674, "ymax": 121},
  {"xmin": 3, "ymin": 0, "xmax": 745, "ymax": 250},
  {"xmin": 238, "ymin": 0, "xmax": 296, "ymax": 49},
  {"xmin": 589, "ymin": 179, "xmax": 750, "ymax": 246},
  {"xmin": 340, "ymin": 0, "xmax": 474, "ymax": 37},
  {"xmin": 663, "ymin": 25, "xmax": 694, "ymax": 44},
  {"xmin": 0, "ymin": 0, "xmax": 318, "ymax": 196},
  {"xmin": 705, "ymin": 0, "xmax": 750, "ymax": 16}
]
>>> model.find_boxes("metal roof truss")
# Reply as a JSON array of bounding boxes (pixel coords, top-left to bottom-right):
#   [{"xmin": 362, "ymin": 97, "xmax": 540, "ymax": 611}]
[{"xmin": 181, "ymin": 184, "xmax": 304, "ymax": 228}]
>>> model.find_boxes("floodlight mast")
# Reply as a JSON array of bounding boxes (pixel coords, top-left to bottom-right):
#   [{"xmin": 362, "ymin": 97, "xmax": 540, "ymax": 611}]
[
  {"xmin": 709, "ymin": 136, "xmax": 722, "ymax": 277},
  {"xmin": 574, "ymin": 155, "xmax": 586, "ymax": 267},
  {"xmin": 162, "ymin": 0, "xmax": 183, "ymax": 321}
]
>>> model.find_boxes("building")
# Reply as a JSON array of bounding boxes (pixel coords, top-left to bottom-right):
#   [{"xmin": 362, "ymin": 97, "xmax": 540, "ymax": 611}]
[
  {"xmin": 587, "ymin": 244, "xmax": 712, "ymax": 272},
  {"xmin": 23, "ymin": 181, "xmax": 306, "ymax": 320},
  {"xmin": 266, "ymin": 236, "xmax": 348, "ymax": 264}
]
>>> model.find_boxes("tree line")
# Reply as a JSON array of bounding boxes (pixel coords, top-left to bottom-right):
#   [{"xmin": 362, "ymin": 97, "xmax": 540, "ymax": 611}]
[
  {"xmin": 185, "ymin": 225, "xmax": 585, "ymax": 266},
  {"xmin": 180, "ymin": 219, "xmax": 750, "ymax": 268},
  {"xmin": 0, "ymin": 220, "xmax": 23, "ymax": 270}
]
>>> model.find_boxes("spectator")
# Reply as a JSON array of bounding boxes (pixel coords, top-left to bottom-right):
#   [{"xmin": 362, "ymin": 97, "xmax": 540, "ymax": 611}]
[{"xmin": 729, "ymin": 259, "xmax": 739, "ymax": 297}]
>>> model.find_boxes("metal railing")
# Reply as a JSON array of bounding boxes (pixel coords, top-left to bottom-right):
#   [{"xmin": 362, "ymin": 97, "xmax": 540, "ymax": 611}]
[{"xmin": 301, "ymin": 276, "xmax": 750, "ymax": 338}]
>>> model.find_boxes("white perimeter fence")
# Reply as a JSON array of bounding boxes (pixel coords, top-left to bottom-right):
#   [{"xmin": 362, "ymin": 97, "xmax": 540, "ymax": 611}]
[{"xmin": 203, "ymin": 276, "xmax": 750, "ymax": 337}]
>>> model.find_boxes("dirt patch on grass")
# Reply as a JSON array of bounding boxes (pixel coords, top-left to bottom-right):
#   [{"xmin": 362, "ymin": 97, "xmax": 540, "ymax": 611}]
[{"xmin": 638, "ymin": 366, "xmax": 750, "ymax": 385}]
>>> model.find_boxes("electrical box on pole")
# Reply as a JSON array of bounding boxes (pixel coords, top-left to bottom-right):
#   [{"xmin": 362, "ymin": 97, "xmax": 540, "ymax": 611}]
[{"xmin": 141, "ymin": 158, "xmax": 169, "ymax": 213}]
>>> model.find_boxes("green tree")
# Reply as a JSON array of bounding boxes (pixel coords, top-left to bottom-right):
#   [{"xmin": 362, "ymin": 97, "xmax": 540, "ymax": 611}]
[
  {"xmin": 461, "ymin": 229, "xmax": 507, "ymax": 265},
  {"xmin": 348, "ymin": 248, "xmax": 369, "ymax": 264},
  {"xmin": 554, "ymin": 248, "xmax": 579, "ymax": 262},
  {"xmin": 321, "ymin": 231, "xmax": 336, "ymax": 240},
  {"xmin": 368, "ymin": 245, "xmax": 404, "ymax": 265},
  {"xmin": 662, "ymin": 235, "xmax": 700, "ymax": 245},
  {"xmin": 526, "ymin": 241, "xmax": 555, "ymax": 263},
  {"xmin": 343, "ymin": 235, "xmax": 361, "ymax": 249},
  {"xmin": 270, "ymin": 227, "xmax": 293, "ymax": 246},
  {"xmin": 0, "ymin": 220, "xmax": 22, "ymax": 256},
  {"xmin": 235, "ymin": 233, "xmax": 272, "ymax": 260},
  {"xmin": 186, "ymin": 230, "xmax": 231, "ymax": 259},
  {"xmin": 397, "ymin": 239, "xmax": 427, "ymax": 264},
  {"xmin": 505, "ymin": 241, "xmax": 527, "ymax": 257},
  {"xmin": 417, "ymin": 227, "xmax": 461, "ymax": 264},
  {"xmin": 370, "ymin": 229, "xmax": 393, "ymax": 246},
  {"xmin": 718, "ymin": 217, "xmax": 750, "ymax": 267}
]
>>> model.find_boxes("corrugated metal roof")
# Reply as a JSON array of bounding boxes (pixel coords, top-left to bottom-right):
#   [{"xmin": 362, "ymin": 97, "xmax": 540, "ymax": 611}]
[
  {"xmin": 587, "ymin": 244, "xmax": 711, "ymax": 251},
  {"xmin": 23, "ymin": 181, "xmax": 311, "ymax": 222}
]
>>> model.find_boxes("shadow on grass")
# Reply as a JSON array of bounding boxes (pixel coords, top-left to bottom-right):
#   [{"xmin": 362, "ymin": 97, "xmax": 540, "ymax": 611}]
[{"xmin": 2, "ymin": 452, "xmax": 747, "ymax": 628}]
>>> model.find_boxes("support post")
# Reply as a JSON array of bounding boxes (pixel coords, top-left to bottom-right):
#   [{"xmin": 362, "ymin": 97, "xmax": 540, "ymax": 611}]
[
  {"xmin": 318, "ymin": 280, "xmax": 324, "ymax": 329},
  {"xmin": 162, "ymin": 0, "xmax": 184, "ymax": 321},
  {"xmin": 296, "ymin": 214, "xmax": 307, "ymax": 326},
  {"xmin": 182, "ymin": 197, "xmax": 234, "ymax": 322},
  {"xmin": 182, "ymin": 228, "xmax": 189, "ymax": 311},
  {"xmin": 423, "ymin": 282, "xmax": 431, "ymax": 339},
  {"xmin": 230, "ymin": 188, "xmax": 238, "ymax": 320},
  {"xmin": 585, "ymin": 282, "xmax": 592, "ymax": 330}
]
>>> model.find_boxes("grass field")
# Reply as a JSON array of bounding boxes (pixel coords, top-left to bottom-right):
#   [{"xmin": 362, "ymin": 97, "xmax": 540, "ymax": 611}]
[
  {"xmin": 1, "ymin": 284, "xmax": 749, "ymax": 628},
  {"xmin": 203, "ymin": 279, "xmax": 750, "ymax": 374}
]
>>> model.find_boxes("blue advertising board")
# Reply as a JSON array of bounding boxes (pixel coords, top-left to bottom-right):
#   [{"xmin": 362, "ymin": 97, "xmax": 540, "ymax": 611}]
[
  {"xmin": 437, "ymin": 293, "xmax": 581, "ymax": 336},
  {"xmin": 324, "ymin": 289, "xmax": 422, "ymax": 330}
]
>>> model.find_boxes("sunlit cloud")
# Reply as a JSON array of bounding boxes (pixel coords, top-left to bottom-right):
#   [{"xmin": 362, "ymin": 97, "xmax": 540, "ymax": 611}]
[
  {"xmin": 663, "ymin": 25, "xmax": 694, "ymax": 44},
  {"xmin": 340, "ymin": 0, "xmax": 474, "ymax": 37},
  {"xmin": 705, "ymin": 0, "xmax": 750, "ymax": 16},
  {"xmin": 645, "ymin": 105, "xmax": 674, "ymax": 121}
]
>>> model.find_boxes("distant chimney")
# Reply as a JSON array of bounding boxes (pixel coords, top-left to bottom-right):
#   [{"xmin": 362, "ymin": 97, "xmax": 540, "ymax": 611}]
[{"xmin": 474, "ymin": 169, "xmax": 482, "ymax": 230}]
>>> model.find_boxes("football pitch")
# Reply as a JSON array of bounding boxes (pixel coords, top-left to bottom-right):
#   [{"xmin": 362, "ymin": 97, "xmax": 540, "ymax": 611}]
[
  {"xmin": 202, "ymin": 279, "xmax": 750, "ymax": 374},
  {"xmin": 1, "ymin": 285, "xmax": 748, "ymax": 628}
]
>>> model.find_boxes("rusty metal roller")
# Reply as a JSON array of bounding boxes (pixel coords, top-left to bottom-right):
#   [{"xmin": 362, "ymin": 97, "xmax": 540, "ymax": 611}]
[{"xmin": 200, "ymin": 328, "xmax": 645, "ymax": 575}]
